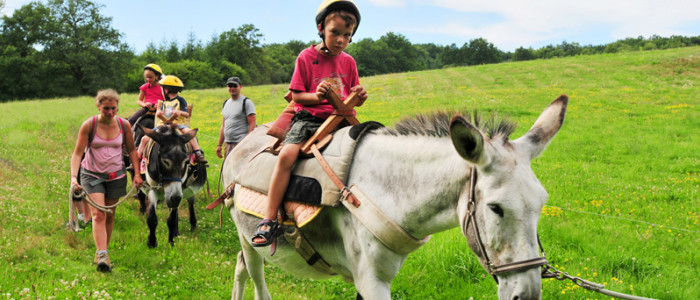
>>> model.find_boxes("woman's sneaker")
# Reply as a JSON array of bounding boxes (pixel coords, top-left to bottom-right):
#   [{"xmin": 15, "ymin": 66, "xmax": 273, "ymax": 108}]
[{"xmin": 95, "ymin": 252, "xmax": 112, "ymax": 272}]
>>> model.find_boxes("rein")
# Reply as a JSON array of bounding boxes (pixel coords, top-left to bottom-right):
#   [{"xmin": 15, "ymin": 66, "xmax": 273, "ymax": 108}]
[
  {"xmin": 67, "ymin": 183, "xmax": 137, "ymax": 232},
  {"xmin": 463, "ymin": 167, "xmax": 657, "ymax": 300}
]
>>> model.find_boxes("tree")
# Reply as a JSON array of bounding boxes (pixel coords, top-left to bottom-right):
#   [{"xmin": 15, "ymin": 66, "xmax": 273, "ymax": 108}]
[
  {"xmin": 346, "ymin": 37, "xmax": 386, "ymax": 76},
  {"xmin": 513, "ymin": 47, "xmax": 535, "ymax": 61},
  {"xmin": 439, "ymin": 43, "xmax": 466, "ymax": 67},
  {"xmin": 467, "ymin": 38, "xmax": 500, "ymax": 65},
  {"xmin": 182, "ymin": 32, "xmax": 205, "ymax": 61},
  {"xmin": 414, "ymin": 43, "xmax": 443, "ymax": 70},
  {"xmin": 0, "ymin": 0, "xmax": 132, "ymax": 100},
  {"xmin": 0, "ymin": 2, "xmax": 52, "ymax": 100},
  {"xmin": 379, "ymin": 32, "xmax": 421, "ymax": 72},
  {"xmin": 205, "ymin": 24, "xmax": 268, "ymax": 84},
  {"xmin": 43, "ymin": 0, "xmax": 132, "ymax": 95}
]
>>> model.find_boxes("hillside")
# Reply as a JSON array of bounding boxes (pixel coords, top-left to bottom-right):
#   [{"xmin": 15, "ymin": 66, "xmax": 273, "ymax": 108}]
[{"xmin": 0, "ymin": 47, "xmax": 697, "ymax": 299}]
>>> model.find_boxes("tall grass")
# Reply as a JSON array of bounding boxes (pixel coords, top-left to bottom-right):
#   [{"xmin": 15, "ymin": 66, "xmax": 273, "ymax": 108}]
[{"xmin": 0, "ymin": 47, "xmax": 697, "ymax": 299}]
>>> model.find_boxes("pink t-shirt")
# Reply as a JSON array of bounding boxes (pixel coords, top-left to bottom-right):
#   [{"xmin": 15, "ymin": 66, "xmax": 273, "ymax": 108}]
[
  {"xmin": 140, "ymin": 83, "xmax": 164, "ymax": 105},
  {"xmin": 81, "ymin": 128, "xmax": 126, "ymax": 181},
  {"xmin": 288, "ymin": 45, "xmax": 360, "ymax": 119}
]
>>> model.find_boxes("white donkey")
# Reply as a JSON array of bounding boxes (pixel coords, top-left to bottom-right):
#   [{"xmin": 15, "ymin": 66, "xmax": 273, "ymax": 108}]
[{"xmin": 222, "ymin": 95, "xmax": 568, "ymax": 299}]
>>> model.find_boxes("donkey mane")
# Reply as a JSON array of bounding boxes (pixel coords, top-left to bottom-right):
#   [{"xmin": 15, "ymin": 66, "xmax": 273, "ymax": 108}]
[{"xmin": 378, "ymin": 110, "xmax": 517, "ymax": 140}]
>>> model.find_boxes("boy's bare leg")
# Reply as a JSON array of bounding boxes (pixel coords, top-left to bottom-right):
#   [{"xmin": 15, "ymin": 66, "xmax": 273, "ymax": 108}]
[{"xmin": 253, "ymin": 143, "xmax": 301, "ymax": 244}]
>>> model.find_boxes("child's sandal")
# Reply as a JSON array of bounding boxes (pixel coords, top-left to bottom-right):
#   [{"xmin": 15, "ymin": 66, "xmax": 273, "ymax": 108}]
[{"xmin": 251, "ymin": 219, "xmax": 282, "ymax": 247}]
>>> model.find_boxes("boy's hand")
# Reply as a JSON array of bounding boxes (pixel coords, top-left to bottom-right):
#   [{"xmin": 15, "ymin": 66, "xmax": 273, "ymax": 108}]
[
  {"xmin": 156, "ymin": 111, "xmax": 163, "ymax": 117},
  {"xmin": 351, "ymin": 85, "xmax": 368, "ymax": 106},
  {"xmin": 316, "ymin": 81, "xmax": 331, "ymax": 101}
]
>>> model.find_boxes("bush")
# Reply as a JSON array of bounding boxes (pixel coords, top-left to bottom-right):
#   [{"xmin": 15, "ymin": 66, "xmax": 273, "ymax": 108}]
[{"xmin": 164, "ymin": 59, "xmax": 221, "ymax": 90}]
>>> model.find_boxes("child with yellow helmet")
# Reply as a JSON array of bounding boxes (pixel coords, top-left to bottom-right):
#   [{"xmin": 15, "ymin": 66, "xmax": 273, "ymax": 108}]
[
  {"xmin": 137, "ymin": 75, "xmax": 208, "ymax": 165},
  {"xmin": 252, "ymin": 0, "xmax": 368, "ymax": 247},
  {"xmin": 128, "ymin": 63, "xmax": 165, "ymax": 125}
]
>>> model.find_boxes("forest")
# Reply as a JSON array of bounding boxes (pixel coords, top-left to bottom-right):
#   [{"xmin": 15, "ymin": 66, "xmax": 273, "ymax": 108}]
[{"xmin": 2, "ymin": 0, "xmax": 699, "ymax": 102}]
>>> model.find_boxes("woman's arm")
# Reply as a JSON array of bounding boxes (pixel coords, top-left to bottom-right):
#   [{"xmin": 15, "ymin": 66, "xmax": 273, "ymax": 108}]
[
  {"xmin": 122, "ymin": 121, "xmax": 143, "ymax": 187},
  {"xmin": 70, "ymin": 119, "xmax": 91, "ymax": 191}
]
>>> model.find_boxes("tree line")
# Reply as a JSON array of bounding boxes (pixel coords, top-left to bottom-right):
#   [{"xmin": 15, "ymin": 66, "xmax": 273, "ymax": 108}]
[{"xmin": 2, "ymin": 0, "xmax": 699, "ymax": 102}]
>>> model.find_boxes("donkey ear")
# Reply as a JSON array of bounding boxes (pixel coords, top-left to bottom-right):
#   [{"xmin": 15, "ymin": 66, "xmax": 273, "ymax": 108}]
[
  {"xmin": 513, "ymin": 95, "xmax": 568, "ymax": 160},
  {"xmin": 140, "ymin": 124, "xmax": 162, "ymax": 144},
  {"xmin": 449, "ymin": 115, "xmax": 492, "ymax": 166},
  {"xmin": 179, "ymin": 128, "xmax": 197, "ymax": 144}
]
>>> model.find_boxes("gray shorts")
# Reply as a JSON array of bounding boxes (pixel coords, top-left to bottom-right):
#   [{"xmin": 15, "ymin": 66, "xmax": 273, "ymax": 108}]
[
  {"xmin": 80, "ymin": 172, "xmax": 127, "ymax": 199},
  {"xmin": 284, "ymin": 110, "xmax": 326, "ymax": 145}
]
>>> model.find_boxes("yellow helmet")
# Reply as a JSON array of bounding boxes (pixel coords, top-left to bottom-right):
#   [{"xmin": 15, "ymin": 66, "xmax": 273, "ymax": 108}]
[
  {"xmin": 144, "ymin": 63, "xmax": 163, "ymax": 76},
  {"xmin": 316, "ymin": 0, "xmax": 360, "ymax": 36},
  {"xmin": 159, "ymin": 75, "xmax": 184, "ymax": 92}
]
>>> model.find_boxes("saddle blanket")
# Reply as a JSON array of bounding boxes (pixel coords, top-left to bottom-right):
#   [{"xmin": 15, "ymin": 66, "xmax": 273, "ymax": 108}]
[
  {"xmin": 233, "ymin": 186, "xmax": 322, "ymax": 228},
  {"xmin": 235, "ymin": 122, "xmax": 383, "ymax": 206}
]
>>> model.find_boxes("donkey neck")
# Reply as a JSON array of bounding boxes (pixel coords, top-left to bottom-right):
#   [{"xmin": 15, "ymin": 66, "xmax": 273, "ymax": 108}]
[{"xmin": 350, "ymin": 134, "xmax": 470, "ymax": 238}]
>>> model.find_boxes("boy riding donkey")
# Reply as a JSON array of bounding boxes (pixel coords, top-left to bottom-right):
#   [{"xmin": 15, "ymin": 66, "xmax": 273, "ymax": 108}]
[{"xmin": 252, "ymin": 0, "xmax": 368, "ymax": 247}]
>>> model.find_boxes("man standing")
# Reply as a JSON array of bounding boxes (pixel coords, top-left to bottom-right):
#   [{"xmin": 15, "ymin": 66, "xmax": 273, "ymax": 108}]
[{"xmin": 216, "ymin": 77, "xmax": 256, "ymax": 158}]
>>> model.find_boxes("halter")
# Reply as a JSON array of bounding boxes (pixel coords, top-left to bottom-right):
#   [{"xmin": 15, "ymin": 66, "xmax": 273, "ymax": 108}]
[
  {"xmin": 461, "ymin": 167, "xmax": 548, "ymax": 283},
  {"xmin": 161, "ymin": 177, "xmax": 183, "ymax": 182}
]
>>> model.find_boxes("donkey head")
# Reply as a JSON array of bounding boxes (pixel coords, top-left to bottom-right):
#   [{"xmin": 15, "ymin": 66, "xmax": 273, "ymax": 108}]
[
  {"xmin": 449, "ymin": 95, "xmax": 568, "ymax": 300},
  {"xmin": 141, "ymin": 124, "xmax": 197, "ymax": 208}
]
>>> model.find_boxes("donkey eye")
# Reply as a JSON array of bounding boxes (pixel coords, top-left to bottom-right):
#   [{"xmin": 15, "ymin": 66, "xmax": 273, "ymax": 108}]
[
  {"xmin": 488, "ymin": 204, "xmax": 504, "ymax": 218},
  {"xmin": 161, "ymin": 158, "xmax": 172, "ymax": 169}
]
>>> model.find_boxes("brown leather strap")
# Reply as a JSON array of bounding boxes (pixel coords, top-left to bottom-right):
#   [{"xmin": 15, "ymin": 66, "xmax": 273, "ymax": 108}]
[
  {"xmin": 309, "ymin": 144, "xmax": 360, "ymax": 207},
  {"xmin": 207, "ymin": 182, "xmax": 235, "ymax": 210}
]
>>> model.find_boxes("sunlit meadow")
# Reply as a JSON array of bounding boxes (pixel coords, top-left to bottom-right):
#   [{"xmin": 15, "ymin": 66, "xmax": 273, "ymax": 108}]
[{"xmin": 0, "ymin": 47, "xmax": 697, "ymax": 299}]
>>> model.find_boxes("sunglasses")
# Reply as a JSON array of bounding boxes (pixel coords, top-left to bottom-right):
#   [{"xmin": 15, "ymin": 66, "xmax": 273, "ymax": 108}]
[{"xmin": 227, "ymin": 83, "xmax": 240, "ymax": 88}]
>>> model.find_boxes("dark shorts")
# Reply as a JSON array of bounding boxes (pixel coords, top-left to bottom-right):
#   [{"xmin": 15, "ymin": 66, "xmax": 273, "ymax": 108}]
[
  {"xmin": 284, "ymin": 110, "xmax": 326, "ymax": 145},
  {"xmin": 80, "ymin": 172, "xmax": 127, "ymax": 199}
]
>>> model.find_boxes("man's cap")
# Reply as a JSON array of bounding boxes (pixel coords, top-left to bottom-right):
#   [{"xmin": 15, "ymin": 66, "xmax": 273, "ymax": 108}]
[{"xmin": 226, "ymin": 77, "xmax": 241, "ymax": 86}]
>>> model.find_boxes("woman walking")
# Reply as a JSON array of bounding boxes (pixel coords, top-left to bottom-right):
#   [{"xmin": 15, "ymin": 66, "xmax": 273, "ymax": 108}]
[{"xmin": 70, "ymin": 89, "xmax": 143, "ymax": 272}]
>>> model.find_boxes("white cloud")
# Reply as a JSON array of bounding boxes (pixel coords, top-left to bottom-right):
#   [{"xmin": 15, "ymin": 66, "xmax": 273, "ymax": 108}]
[
  {"xmin": 367, "ymin": 0, "xmax": 407, "ymax": 7},
  {"xmin": 418, "ymin": 0, "xmax": 700, "ymax": 49},
  {"xmin": 1, "ymin": 0, "xmax": 33, "ymax": 17}
]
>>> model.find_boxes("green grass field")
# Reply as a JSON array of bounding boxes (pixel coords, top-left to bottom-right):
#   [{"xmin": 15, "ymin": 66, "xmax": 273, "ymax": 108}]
[{"xmin": 0, "ymin": 47, "xmax": 697, "ymax": 299}]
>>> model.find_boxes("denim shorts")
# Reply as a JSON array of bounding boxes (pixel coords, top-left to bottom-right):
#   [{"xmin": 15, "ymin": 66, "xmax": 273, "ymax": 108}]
[
  {"xmin": 80, "ymin": 172, "xmax": 127, "ymax": 199},
  {"xmin": 284, "ymin": 110, "xmax": 326, "ymax": 145}
]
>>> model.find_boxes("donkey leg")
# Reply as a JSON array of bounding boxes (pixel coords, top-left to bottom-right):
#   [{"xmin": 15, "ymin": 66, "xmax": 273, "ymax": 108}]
[
  {"xmin": 354, "ymin": 275, "xmax": 391, "ymax": 300},
  {"xmin": 238, "ymin": 231, "xmax": 271, "ymax": 300},
  {"xmin": 167, "ymin": 208, "xmax": 179, "ymax": 246},
  {"xmin": 138, "ymin": 191, "xmax": 147, "ymax": 214},
  {"xmin": 350, "ymin": 232, "xmax": 397, "ymax": 300},
  {"xmin": 187, "ymin": 196, "xmax": 197, "ymax": 231},
  {"xmin": 231, "ymin": 251, "xmax": 249, "ymax": 300},
  {"xmin": 146, "ymin": 190, "xmax": 158, "ymax": 248}
]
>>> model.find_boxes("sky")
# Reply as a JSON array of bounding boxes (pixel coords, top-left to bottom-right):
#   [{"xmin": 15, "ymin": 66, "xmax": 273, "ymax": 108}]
[{"xmin": 3, "ymin": 0, "xmax": 700, "ymax": 53}]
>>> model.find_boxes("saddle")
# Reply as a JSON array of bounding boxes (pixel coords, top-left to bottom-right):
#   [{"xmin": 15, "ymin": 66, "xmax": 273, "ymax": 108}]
[{"xmin": 236, "ymin": 121, "xmax": 383, "ymax": 206}]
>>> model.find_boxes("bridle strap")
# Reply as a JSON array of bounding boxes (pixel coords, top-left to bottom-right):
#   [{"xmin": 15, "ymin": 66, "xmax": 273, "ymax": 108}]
[
  {"xmin": 463, "ymin": 167, "xmax": 548, "ymax": 282},
  {"xmin": 491, "ymin": 257, "xmax": 548, "ymax": 275},
  {"xmin": 161, "ymin": 177, "xmax": 183, "ymax": 182}
]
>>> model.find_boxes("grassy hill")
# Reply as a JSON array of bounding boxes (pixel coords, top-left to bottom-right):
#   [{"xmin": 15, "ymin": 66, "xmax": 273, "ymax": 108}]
[{"xmin": 0, "ymin": 47, "xmax": 697, "ymax": 299}]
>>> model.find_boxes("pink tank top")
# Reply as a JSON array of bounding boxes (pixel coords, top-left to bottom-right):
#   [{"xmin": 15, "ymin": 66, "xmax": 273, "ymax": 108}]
[{"xmin": 81, "ymin": 130, "xmax": 126, "ymax": 181}]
